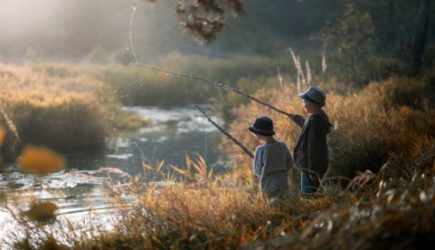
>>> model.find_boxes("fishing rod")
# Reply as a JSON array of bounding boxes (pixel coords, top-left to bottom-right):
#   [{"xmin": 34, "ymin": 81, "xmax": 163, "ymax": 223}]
[
  {"xmin": 194, "ymin": 104, "xmax": 254, "ymax": 159},
  {"xmin": 128, "ymin": 6, "xmax": 293, "ymax": 119},
  {"xmin": 135, "ymin": 63, "xmax": 294, "ymax": 118}
]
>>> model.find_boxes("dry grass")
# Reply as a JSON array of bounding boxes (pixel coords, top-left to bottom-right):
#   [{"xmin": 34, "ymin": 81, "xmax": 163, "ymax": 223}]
[
  {"xmin": 226, "ymin": 72, "xmax": 435, "ymax": 181},
  {"xmin": 1, "ymin": 62, "xmax": 434, "ymax": 249},
  {"xmin": 8, "ymin": 138, "xmax": 433, "ymax": 249},
  {"xmin": 10, "ymin": 142, "xmax": 432, "ymax": 249},
  {"xmin": 74, "ymin": 70, "xmax": 433, "ymax": 249},
  {"xmin": 0, "ymin": 64, "xmax": 117, "ymax": 159}
]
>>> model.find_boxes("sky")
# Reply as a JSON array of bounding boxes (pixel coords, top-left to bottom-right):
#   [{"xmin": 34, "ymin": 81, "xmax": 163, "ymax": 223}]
[{"xmin": 0, "ymin": 0, "xmax": 62, "ymax": 36}]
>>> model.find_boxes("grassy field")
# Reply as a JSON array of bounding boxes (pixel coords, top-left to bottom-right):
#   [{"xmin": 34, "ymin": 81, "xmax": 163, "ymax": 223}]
[
  {"xmin": 1, "ymin": 61, "xmax": 434, "ymax": 249},
  {"xmin": 0, "ymin": 54, "xmax": 294, "ymax": 159},
  {"xmin": 227, "ymin": 70, "xmax": 435, "ymax": 179},
  {"xmin": 0, "ymin": 64, "xmax": 112, "ymax": 160},
  {"xmin": 84, "ymin": 71, "xmax": 434, "ymax": 249}
]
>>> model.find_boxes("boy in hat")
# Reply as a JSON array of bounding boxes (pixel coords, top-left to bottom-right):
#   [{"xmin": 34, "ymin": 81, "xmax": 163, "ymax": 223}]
[
  {"xmin": 290, "ymin": 86, "xmax": 332, "ymax": 197},
  {"xmin": 249, "ymin": 116, "xmax": 293, "ymax": 199}
]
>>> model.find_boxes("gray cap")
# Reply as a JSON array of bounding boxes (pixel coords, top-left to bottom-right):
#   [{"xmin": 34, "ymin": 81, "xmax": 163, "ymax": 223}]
[{"xmin": 299, "ymin": 86, "xmax": 326, "ymax": 106}]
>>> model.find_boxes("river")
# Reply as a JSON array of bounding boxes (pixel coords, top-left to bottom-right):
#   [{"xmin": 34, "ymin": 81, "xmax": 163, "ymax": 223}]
[{"xmin": 0, "ymin": 106, "xmax": 227, "ymax": 247}]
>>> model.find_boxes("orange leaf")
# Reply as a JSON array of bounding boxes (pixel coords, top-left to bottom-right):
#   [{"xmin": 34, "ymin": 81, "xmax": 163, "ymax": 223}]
[
  {"xmin": 18, "ymin": 146, "xmax": 66, "ymax": 174},
  {"xmin": 0, "ymin": 125, "xmax": 5, "ymax": 145}
]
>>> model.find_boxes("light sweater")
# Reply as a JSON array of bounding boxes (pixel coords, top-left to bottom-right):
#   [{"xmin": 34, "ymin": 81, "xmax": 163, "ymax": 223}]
[{"xmin": 253, "ymin": 141, "xmax": 293, "ymax": 195}]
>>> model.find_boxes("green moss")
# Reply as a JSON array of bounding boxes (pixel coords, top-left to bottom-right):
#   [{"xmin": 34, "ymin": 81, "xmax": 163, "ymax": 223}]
[{"xmin": 112, "ymin": 111, "xmax": 152, "ymax": 131}]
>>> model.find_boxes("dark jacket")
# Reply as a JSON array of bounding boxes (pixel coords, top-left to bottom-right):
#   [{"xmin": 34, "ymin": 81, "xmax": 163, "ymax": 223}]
[{"xmin": 292, "ymin": 111, "xmax": 331, "ymax": 178}]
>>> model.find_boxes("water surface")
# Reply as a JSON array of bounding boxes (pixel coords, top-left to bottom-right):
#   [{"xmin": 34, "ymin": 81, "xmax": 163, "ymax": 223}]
[{"xmin": 0, "ymin": 106, "xmax": 227, "ymax": 246}]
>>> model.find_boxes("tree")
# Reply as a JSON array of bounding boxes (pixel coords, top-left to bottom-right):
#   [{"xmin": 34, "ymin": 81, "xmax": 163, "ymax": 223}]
[
  {"xmin": 173, "ymin": 0, "xmax": 244, "ymax": 44},
  {"xmin": 319, "ymin": 1, "xmax": 375, "ymax": 83},
  {"xmin": 412, "ymin": 0, "xmax": 432, "ymax": 66}
]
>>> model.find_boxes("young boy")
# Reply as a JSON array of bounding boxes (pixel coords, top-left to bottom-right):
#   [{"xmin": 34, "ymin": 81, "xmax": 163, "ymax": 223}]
[
  {"xmin": 290, "ymin": 86, "xmax": 332, "ymax": 197},
  {"xmin": 249, "ymin": 116, "xmax": 293, "ymax": 199}
]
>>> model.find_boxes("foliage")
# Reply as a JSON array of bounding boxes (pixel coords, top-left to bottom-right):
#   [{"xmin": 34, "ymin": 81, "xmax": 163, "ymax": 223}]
[
  {"xmin": 0, "ymin": 124, "xmax": 5, "ymax": 145},
  {"xmin": 8, "ymin": 138, "xmax": 434, "ymax": 249},
  {"xmin": 0, "ymin": 55, "xmax": 290, "ymax": 159},
  {"xmin": 0, "ymin": 64, "xmax": 112, "ymax": 159},
  {"xmin": 24, "ymin": 202, "xmax": 59, "ymax": 223},
  {"xmin": 226, "ymin": 70, "xmax": 435, "ymax": 180},
  {"xmin": 18, "ymin": 146, "xmax": 65, "ymax": 174},
  {"xmin": 175, "ymin": 0, "xmax": 243, "ymax": 44},
  {"xmin": 98, "ymin": 53, "xmax": 288, "ymax": 107},
  {"xmin": 1, "ymin": 66, "xmax": 434, "ymax": 249},
  {"xmin": 320, "ymin": 1, "xmax": 375, "ymax": 83},
  {"xmin": 112, "ymin": 110, "xmax": 153, "ymax": 131}
]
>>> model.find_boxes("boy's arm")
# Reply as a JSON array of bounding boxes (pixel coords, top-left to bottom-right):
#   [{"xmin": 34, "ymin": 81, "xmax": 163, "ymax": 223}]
[
  {"xmin": 290, "ymin": 114, "xmax": 305, "ymax": 128},
  {"xmin": 282, "ymin": 142, "xmax": 294, "ymax": 170},
  {"xmin": 253, "ymin": 148, "xmax": 263, "ymax": 177}
]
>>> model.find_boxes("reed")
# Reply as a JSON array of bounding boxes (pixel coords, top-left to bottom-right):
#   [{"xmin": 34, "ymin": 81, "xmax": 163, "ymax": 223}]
[
  {"xmin": 9, "ymin": 140, "xmax": 433, "ymax": 249},
  {"xmin": 0, "ymin": 64, "xmax": 112, "ymax": 159},
  {"xmin": 226, "ymin": 71, "xmax": 435, "ymax": 181},
  {"xmin": 2, "ymin": 61, "xmax": 434, "ymax": 249}
]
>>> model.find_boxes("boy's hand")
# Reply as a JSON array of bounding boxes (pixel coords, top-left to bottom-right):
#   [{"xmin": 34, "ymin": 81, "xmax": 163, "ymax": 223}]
[{"xmin": 291, "ymin": 114, "xmax": 306, "ymax": 127}]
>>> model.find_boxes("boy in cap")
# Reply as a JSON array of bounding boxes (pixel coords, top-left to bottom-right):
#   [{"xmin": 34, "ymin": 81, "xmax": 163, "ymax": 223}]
[
  {"xmin": 290, "ymin": 86, "xmax": 332, "ymax": 197},
  {"xmin": 249, "ymin": 116, "xmax": 293, "ymax": 199}
]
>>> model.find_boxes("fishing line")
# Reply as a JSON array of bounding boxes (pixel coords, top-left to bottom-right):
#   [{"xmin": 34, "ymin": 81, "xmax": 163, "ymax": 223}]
[
  {"xmin": 204, "ymin": 126, "xmax": 208, "ymax": 163},
  {"xmin": 129, "ymin": 5, "xmax": 139, "ymax": 63}
]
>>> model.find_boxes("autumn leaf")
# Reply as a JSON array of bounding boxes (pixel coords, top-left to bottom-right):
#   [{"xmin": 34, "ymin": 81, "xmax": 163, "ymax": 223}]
[
  {"xmin": 0, "ymin": 191, "xmax": 7, "ymax": 204},
  {"xmin": 18, "ymin": 146, "xmax": 66, "ymax": 174},
  {"xmin": 0, "ymin": 125, "xmax": 5, "ymax": 145},
  {"xmin": 25, "ymin": 202, "xmax": 58, "ymax": 223}
]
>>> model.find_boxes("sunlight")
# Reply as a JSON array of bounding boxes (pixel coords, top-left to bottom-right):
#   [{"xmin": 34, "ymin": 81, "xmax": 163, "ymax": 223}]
[
  {"xmin": 0, "ymin": 0, "xmax": 60, "ymax": 36},
  {"xmin": 0, "ymin": 0, "xmax": 433, "ymax": 248}
]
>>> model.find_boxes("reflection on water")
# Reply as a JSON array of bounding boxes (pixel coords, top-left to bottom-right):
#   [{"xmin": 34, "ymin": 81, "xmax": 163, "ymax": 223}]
[
  {"xmin": 66, "ymin": 106, "xmax": 226, "ymax": 176},
  {"xmin": 0, "ymin": 106, "xmax": 227, "ymax": 245}
]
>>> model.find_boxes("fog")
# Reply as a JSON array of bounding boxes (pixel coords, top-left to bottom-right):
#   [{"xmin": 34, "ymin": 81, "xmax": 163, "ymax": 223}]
[
  {"xmin": 0, "ymin": 0, "xmax": 61, "ymax": 35},
  {"xmin": 1, "ymin": 0, "xmax": 330, "ymax": 63},
  {"xmin": 0, "ymin": 0, "xmax": 201, "ymax": 62}
]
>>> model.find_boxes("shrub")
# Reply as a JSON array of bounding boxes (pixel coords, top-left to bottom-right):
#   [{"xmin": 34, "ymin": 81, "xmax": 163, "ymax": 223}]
[
  {"xmin": 225, "ymin": 73, "xmax": 435, "ymax": 181},
  {"xmin": 0, "ymin": 64, "xmax": 112, "ymax": 159}
]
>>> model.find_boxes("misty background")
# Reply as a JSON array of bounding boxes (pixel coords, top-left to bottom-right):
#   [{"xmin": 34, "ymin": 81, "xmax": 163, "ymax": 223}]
[
  {"xmin": 0, "ymin": 0, "xmax": 347, "ymax": 62},
  {"xmin": 0, "ymin": 0, "xmax": 434, "ymax": 79}
]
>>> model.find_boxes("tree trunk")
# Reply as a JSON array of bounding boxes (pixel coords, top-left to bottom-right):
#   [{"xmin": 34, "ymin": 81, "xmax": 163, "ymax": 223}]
[
  {"xmin": 412, "ymin": 0, "xmax": 431, "ymax": 66},
  {"xmin": 387, "ymin": 0, "xmax": 396, "ymax": 49}
]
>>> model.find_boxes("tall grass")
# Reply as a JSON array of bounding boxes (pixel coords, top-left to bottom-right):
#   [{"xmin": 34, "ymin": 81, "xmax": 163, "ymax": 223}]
[
  {"xmin": 0, "ymin": 64, "xmax": 112, "ymax": 159},
  {"xmin": 1, "ymin": 59, "xmax": 434, "ymax": 249},
  {"xmin": 8, "ymin": 139, "xmax": 434, "ymax": 249},
  {"xmin": 0, "ymin": 54, "xmax": 291, "ymax": 157},
  {"xmin": 226, "ymin": 70, "xmax": 435, "ymax": 180},
  {"xmin": 97, "ymin": 53, "xmax": 290, "ymax": 107}
]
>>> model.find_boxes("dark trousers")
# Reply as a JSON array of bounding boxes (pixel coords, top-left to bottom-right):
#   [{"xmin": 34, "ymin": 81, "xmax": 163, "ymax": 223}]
[{"xmin": 301, "ymin": 171, "xmax": 320, "ymax": 197}]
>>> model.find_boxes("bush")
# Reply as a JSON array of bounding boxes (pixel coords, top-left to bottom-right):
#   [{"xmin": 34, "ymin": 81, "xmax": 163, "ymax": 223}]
[
  {"xmin": 1, "ymin": 95, "xmax": 110, "ymax": 159},
  {"xmin": 0, "ymin": 64, "xmax": 112, "ymax": 159},
  {"xmin": 225, "ymin": 72, "xmax": 435, "ymax": 181}
]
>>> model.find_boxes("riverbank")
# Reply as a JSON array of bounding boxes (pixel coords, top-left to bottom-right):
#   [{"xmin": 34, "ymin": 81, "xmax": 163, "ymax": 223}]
[
  {"xmin": 0, "ymin": 55, "xmax": 287, "ymax": 160},
  {"xmin": 0, "ymin": 58, "xmax": 434, "ymax": 249},
  {"xmin": 2, "ymin": 67, "xmax": 433, "ymax": 249}
]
